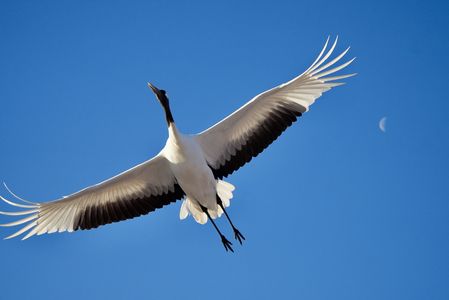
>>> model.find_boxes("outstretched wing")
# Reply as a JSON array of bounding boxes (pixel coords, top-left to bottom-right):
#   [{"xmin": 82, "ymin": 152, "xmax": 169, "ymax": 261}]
[
  {"xmin": 0, "ymin": 155, "xmax": 184, "ymax": 240},
  {"xmin": 196, "ymin": 37, "xmax": 355, "ymax": 179}
]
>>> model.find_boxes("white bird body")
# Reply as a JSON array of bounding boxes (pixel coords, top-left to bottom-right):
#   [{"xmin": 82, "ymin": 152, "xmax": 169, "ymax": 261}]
[
  {"xmin": 163, "ymin": 124, "xmax": 224, "ymax": 223},
  {"xmin": 0, "ymin": 37, "xmax": 355, "ymax": 251}
]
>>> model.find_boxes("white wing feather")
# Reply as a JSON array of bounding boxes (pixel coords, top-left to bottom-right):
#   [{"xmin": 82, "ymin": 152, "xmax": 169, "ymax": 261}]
[
  {"xmin": 0, "ymin": 155, "xmax": 180, "ymax": 240},
  {"xmin": 196, "ymin": 37, "xmax": 355, "ymax": 176}
]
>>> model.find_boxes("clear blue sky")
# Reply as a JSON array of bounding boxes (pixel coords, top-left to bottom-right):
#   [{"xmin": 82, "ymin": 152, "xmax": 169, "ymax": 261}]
[{"xmin": 1, "ymin": 1, "xmax": 448, "ymax": 299}]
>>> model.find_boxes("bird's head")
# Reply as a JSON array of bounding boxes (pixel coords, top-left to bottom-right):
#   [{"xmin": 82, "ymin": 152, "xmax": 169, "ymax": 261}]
[
  {"xmin": 147, "ymin": 83, "xmax": 174, "ymax": 124},
  {"xmin": 148, "ymin": 83, "xmax": 169, "ymax": 106}
]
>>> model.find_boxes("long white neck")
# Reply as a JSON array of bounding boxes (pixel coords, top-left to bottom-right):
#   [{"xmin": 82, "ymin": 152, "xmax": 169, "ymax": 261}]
[
  {"xmin": 168, "ymin": 123, "xmax": 182, "ymax": 144},
  {"xmin": 164, "ymin": 123, "xmax": 187, "ymax": 162}
]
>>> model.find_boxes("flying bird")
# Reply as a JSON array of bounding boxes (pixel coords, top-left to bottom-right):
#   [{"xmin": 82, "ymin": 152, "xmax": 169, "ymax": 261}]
[{"xmin": 0, "ymin": 37, "xmax": 355, "ymax": 252}]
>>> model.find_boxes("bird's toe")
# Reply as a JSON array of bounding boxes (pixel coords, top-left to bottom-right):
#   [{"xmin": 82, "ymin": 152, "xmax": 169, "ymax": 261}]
[
  {"xmin": 233, "ymin": 228, "xmax": 245, "ymax": 245},
  {"xmin": 221, "ymin": 234, "xmax": 234, "ymax": 252}
]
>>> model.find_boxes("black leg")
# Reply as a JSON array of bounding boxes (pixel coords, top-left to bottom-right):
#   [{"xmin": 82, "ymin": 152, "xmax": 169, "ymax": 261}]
[
  {"xmin": 200, "ymin": 204, "xmax": 234, "ymax": 252},
  {"xmin": 217, "ymin": 195, "xmax": 246, "ymax": 245}
]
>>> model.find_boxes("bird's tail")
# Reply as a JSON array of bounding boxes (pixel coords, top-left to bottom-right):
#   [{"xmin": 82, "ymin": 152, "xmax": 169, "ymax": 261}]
[{"xmin": 179, "ymin": 180, "xmax": 235, "ymax": 224}]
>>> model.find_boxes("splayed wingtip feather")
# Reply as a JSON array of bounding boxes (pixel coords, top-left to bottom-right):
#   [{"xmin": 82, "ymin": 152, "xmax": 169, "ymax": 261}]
[
  {"xmin": 0, "ymin": 214, "xmax": 38, "ymax": 227},
  {"xmin": 0, "ymin": 209, "xmax": 38, "ymax": 216},
  {"xmin": 305, "ymin": 36, "xmax": 330, "ymax": 73},
  {"xmin": 4, "ymin": 221, "xmax": 37, "ymax": 240},
  {"xmin": 314, "ymin": 57, "xmax": 356, "ymax": 79},
  {"xmin": 307, "ymin": 36, "xmax": 339, "ymax": 74},
  {"xmin": 0, "ymin": 195, "xmax": 38, "ymax": 209},
  {"xmin": 309, "ymin": 47, "xmax": 351, "ymax": 76},
  {"xmin": 3, "ymin": 182, "xmax": 38, "ymax": 205},
  {"xmin": 321, "ymin": 73, "xmax": 357, "ymax": 82}
]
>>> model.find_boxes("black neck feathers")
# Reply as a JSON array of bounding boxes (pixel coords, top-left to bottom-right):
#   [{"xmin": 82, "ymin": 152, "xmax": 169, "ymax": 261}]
[
  {"xmin": 157, "ymin": 91, "xmax": 174, "ymax": 125},
  {"xmin": 148, "ymin": 84, "xmax": 175, "ymax": 126},
  {"xmin": 162, "ymin": 99, "xmax": 174, "ymax": 125}
]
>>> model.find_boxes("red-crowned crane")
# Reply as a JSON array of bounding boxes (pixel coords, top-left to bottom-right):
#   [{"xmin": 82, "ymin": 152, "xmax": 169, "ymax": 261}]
[{"xmin": 0, "ymin": 37, "xmax": 355, "ymax": 252}]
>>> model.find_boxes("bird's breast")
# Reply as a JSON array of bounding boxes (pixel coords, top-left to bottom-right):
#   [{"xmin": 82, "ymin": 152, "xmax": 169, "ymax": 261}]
[{"xmin": 163, "ymin": 135, "xmax": 217, "ymax": 209}]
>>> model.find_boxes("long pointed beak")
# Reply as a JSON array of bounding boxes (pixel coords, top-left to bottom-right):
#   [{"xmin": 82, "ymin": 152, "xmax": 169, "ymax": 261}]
[{"xmin": 147, "ymin": 82, "xmax": 160, "ymax": 95}]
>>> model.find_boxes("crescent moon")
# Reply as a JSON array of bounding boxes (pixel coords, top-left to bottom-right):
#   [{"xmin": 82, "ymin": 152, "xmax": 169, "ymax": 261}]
[{"xmin": 379, "ymin": 117, "xmax": 387, "ymax": 132}]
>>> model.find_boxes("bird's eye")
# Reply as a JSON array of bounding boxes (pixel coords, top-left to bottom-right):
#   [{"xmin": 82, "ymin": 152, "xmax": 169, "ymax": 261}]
[{"xmin": 161, "ymin": 90, "xmax": 166, "ymax": 95}]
